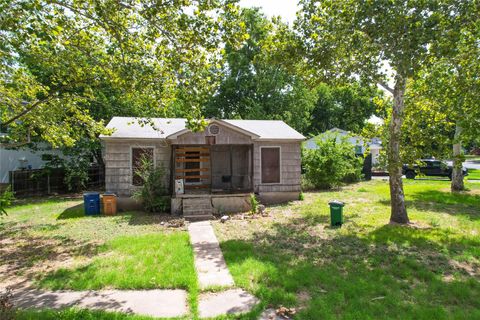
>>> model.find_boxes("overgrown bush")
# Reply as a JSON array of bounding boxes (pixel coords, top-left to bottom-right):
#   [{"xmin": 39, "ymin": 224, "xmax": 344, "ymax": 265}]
[
  {"xmin": 132, "ymin": 156, "xmax": 169, "ymax": 213},
  {"xmin": 302, "ymin": 133, "xmax": 363, "ymax": 189},
  {"xmin": 43, "ymin": 154, "xmax": 90, "ymax": 192},
  {"xmin": 0, "ymin": 187, "xmax": 14, "ymax": 217}
]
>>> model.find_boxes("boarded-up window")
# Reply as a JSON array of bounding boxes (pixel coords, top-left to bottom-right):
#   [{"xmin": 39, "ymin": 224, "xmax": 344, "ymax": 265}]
[
  {"xmin": 132, "ymin": 147, "xmax": 154, "ymax": 186},
  {"xmin": 261, "ymin": 147, "xmax": 280, "ymax": 183}
]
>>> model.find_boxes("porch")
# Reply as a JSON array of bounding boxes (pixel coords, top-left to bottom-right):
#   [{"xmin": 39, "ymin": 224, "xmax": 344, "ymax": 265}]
[
  {"xmin": 171, "ymin": 144, "xmax": 254, "ymax": 195},
  {"xmin": 171, "ymin": 144, "xmax": 254, "ymax": 218}
]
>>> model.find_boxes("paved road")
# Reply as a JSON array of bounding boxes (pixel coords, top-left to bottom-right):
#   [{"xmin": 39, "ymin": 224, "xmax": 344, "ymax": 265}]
[{"xmin": 446, "ymin": 160, "xmax": 480, "ymax": 170}]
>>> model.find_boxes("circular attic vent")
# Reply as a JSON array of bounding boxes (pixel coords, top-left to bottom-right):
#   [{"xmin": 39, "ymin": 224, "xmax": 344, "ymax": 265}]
[{"xmin": 208, "ymin": 124, "xmax": 220, "ymax": 135}]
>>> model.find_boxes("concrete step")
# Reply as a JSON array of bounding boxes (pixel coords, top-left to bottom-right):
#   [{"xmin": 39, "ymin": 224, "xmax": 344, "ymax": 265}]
[
  {"xmin": 183, "ymin": 210, "xmax": 213, "ymax": 216},
  {"xmin": 182, "ymin": 198, "xmax": 213, "ymax": 216},
  {"xmin": 184, "ymin": 214, "xmax": 214, "ymax": 221},
  {"xmin": 183, "ymin": 204, "xmax": 212, "ymax": 210},
  {"xmin": 183, "ymin": 199, "xmax": 211, "ymax": 207}
]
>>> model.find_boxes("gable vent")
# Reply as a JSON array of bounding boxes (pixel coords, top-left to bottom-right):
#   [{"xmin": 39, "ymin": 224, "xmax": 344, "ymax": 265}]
[{"xmin": 208, "ymin": 124, "xmax": 220, "ymax": 135}]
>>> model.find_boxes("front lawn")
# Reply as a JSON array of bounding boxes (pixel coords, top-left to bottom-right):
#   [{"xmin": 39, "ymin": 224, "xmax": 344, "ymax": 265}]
[
  {"xmin": 214, "ymin": 180, "xmax": 480, "ymax": 319},
  {"xmin": 38, "ymin": 232, "xmax": 195, "ymax": 290},
  {"xmin": 468, "ymin": 169, "xmax": 480, "ymax": 180},
  {"xmin": 0, "ymin": 198, "xmax": 198, "ymax": 317}
]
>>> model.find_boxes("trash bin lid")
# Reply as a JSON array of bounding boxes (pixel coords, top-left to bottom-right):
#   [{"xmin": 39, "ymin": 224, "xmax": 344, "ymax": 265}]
[
  {"xmin": 84, "ymin": 192, "xmax": 100, "ymax": 196},
  {"xmin": 103, "ymin": 192, "xmax": 117, "ymax": 196},
  {"xmin": 328, "ymin": 200, "xmax": 345, "ymax": 206}
]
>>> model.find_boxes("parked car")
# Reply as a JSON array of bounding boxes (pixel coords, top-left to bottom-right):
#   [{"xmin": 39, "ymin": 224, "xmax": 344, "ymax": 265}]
[{"xmin": 402, "ymin": 159, "xmax": 468, "ymax": 180}]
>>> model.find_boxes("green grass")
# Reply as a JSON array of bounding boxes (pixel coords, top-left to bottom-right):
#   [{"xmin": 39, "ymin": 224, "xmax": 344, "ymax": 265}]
[
  {"xmin": 15, "ymin": 308, "xmax": 157, "ymax": 320},
  {"xmin": 1, "ymin": 197, "xmax": 199, "ymax": 318},
  {"xmin": 214, "ymin": 180, "xmax": 480, "ymax": 319},
  {"xmin": 468, "ymin": 169, "xmax": 480, "ymax": 180},
  {"xmin": 38, "ymin": 232, "xmax": 196, "ymax": 290}
]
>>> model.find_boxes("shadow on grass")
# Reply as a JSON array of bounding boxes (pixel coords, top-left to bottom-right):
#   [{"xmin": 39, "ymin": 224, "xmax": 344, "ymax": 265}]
[
  {"xmin": 57, "ymin": 204, "xmax": 174, "ymax": 226},
  {"xmin": 0, "ymin": 231, "xmax": 98, "ymax": 284},
  {"xmin": 377, "ymin": 189, "xmax": 480, "ymax": 220},
  {"xmin": 220, "ymin": 219, "xmax": 480, "ymax": 319}
]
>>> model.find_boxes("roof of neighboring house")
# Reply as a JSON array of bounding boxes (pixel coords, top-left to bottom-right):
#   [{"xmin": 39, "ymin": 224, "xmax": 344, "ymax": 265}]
[
  {"xmin": 305, "ymin": 128, "xmax": 382, "ymax": 148},
  {"xmin": 100, "ymin": 117, "xmax": 305, "ymax": 141}
]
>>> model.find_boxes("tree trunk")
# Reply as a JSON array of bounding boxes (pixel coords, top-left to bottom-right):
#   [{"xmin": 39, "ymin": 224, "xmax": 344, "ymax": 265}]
[
  {"xmin": 388, "ymin": 75, "xmax": 409, "ymax": 224},
  {"xmin": 451, "ymin": 124, "xmax": 464, "ymax": 192}
]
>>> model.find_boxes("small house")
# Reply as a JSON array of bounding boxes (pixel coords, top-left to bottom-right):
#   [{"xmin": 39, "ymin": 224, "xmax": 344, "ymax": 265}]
[
  {"xmin": 100, "ymin": 117, "xmax": 304, "ymax": 218},
  {"xmin": 305, "ymin": 128, "xmax": 382, "ymax": 165}
]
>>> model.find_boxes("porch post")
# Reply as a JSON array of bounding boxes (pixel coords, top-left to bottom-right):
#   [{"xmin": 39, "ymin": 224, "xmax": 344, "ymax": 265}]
[{"xmin": 170, "ymin": 145, "xmax": 175, "ymax": 195}]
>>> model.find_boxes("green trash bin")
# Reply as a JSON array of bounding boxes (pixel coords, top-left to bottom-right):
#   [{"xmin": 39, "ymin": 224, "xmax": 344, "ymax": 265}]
[{"xmin": 329, "ymin": 200, "xmax": 344, "ymax": 227}]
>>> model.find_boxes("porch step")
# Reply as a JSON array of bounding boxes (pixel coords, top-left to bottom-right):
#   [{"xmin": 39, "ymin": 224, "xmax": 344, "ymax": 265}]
[
  {"xmin": 182, "ymin": 198, "xmax": 213, "ymax": 217},
  {"xmin": 184, "ymin": 214, "xmax": 214, "ymax": 221}
]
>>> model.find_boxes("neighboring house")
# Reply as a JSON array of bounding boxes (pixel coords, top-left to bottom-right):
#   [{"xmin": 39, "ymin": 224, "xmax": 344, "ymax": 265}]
[
  {"xmin": 100, "ymin": 117, "xmax": 305, "ymax": 218},
  {"xmin": 304, "ymin": 128, "xmax": 383, "ymax": 165},
  {"xmin": 0, "ymin": 144, "xmax": 63, "ymax": 184}
]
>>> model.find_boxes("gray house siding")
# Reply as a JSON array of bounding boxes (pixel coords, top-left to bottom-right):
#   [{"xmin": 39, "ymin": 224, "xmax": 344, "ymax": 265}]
[
  {"xmin": 101, "ymin": 119, "xmax": 304, "ymax": 208},
  {"xmin": 253, "ymin": 141, "xmax": 301, "ymax": 203},
  {"xmin": 104, "ymin": 140, "xmax": 171, "ymax": 196},
  {"xmin": 169, "ymin": 124, "xmax": 252, "ymax": 145}
]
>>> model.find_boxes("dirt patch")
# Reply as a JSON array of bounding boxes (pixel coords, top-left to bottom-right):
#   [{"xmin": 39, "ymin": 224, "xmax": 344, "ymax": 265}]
[{"xmin": 0, "ymin": 234, "xmax": 98, "ymax": 288}]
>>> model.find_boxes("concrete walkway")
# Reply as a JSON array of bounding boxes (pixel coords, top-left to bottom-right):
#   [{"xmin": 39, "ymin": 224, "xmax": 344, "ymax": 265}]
[
  {"xmin": 188, "ymin": 221, "xmax": 235, "ymax": 289},
  {"xmin": 9, "ymin": 288, "xmax": 188, "ymax": 318},
  {"xmin": 199, "ymin": 289, "xmax": 259, "ymax": 318},
  {"xmin": 188, "ymin": 221, "xmax": 259, "ymax": 318}
]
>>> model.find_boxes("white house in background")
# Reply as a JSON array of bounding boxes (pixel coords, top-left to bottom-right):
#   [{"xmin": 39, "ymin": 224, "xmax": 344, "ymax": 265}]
[
  {"xmin": 0, "ymin": 144, "xmax": 64, "ymax": 184},
  {"xmin": 304, "ymin": 128, "xmax": 383, "ymax": 165}
]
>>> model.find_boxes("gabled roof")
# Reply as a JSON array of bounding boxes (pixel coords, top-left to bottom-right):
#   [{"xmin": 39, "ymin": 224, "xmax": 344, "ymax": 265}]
[{"xmin": 100, "ymin": 117, "xmax": 305, "ymax": 141}]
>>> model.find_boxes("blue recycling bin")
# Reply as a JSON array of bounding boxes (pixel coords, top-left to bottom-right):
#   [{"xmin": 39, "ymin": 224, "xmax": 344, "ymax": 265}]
[{"xmin": 84, "ymin": 192, "xmax": 100, "ymax": 215}]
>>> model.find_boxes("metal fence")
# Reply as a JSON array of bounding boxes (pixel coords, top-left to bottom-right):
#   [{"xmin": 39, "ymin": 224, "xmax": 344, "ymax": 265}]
[{"xmin": 9, "ymin": 164, "xmax": 104, "ymax": 197}]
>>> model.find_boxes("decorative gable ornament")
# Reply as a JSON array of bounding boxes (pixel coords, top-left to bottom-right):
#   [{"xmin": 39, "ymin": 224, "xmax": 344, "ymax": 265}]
[{"xmin": 207, "ymin": 124, "xmax": 220, "ymax": 135}]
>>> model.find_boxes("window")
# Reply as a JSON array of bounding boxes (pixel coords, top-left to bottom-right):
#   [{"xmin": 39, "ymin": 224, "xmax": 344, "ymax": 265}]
[
  {"xmin": 131, "ymin": 147, "xmax": 154, "ymax": 186},
  {"xmin": 261, "ymin": 147, "xmax": 280, "ymax": 183}
]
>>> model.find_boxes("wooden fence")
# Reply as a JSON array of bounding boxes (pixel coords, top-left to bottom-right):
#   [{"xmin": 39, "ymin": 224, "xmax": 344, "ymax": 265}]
[{"xmin": 9, "ymin": 164, "xmax": 104, "ymax": 197}]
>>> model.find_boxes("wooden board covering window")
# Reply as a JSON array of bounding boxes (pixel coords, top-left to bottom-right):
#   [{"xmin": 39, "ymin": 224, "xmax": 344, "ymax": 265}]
[
  {"xmin": 261, "ymin": 147, "xmax": 280, "ymax": 183},
  {"xmin": 132, "ymin": 147, "xmax": 154, "ymax": 186}
]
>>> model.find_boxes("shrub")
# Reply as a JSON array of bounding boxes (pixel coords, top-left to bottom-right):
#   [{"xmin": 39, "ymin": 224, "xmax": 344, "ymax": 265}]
[
  {"xmin": 132, "ymin": 156, "xmax": 169, "ymax": 213},
  {"xmin": 0, "ymin": 187, "xmax": 14, "ymax": 217},
  {"xmin": 303, "ymin": 133, "xmax": 363, "ymax": 189}
]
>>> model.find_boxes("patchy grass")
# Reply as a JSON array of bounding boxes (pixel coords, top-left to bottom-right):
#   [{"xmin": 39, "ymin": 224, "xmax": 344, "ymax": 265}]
[
  {"xmin": 0, "ymin": 197, "xmax": 199, "ymax": 318},
  {"xmin": 214, "ymin": 180, "xmax": 480, "ymax": 319}
]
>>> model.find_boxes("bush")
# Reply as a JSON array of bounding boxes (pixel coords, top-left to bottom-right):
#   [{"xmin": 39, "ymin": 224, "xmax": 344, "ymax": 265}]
[
  {"xmin": 0, "ymin": 187, "xmax": 14, "ymax": 217},
  {"xmin": 303, "ymin": 133, "xmax": 363, "ymax": 189},
  {"xmin": 132, "ymin": 156, "xmax": 169, "ymax": 213}
]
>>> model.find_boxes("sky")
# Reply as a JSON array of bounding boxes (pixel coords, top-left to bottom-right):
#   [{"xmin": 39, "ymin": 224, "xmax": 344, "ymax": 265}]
[{"xmin": 238, "ymin": 0, "xmax": 300, "ymax": 24}]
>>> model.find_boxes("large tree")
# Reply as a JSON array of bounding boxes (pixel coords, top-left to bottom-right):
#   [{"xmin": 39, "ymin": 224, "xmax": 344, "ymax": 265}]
[
  {"xmin": 404, "ymin": 24, "xmax": 480, "ymax": 192},
  {"xmin": 205, "ymin": 8, "xmax": 317, "ymax": 134},
  {"xmin": 1, "ymin": 0, "xmax": 242, "ymax": 146},
  {"xmin": 309, "ymin": 82, "xmax": 379, "ymax": 135},
  {"xmin": 297, "ymin": 0, "xmax": 473, "ymax": 223}
]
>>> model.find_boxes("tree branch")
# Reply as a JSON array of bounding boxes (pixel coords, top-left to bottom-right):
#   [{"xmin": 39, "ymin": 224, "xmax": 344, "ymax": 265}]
[
  {"xmin": 2, "ymin": 95, "xmax": 56, "ymax": 127},
  {"xmin": 378, "ymin": 81, "xmax": 394, "ymax": 94}
]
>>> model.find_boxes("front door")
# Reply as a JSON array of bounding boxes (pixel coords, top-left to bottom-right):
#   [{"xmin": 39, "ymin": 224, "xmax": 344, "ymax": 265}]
[
  {"xmin": 185, "ymin": 151, "xmax": 201, "ymax": 184},
  {"xmin": 174, "ymin": 146, "xmax": 211, "ymax": 192}
]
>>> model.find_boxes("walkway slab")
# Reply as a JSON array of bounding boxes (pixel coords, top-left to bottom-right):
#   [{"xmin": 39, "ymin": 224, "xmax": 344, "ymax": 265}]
[
  {"xmin": 188, "ymin": 221, "xmax": 234, "ymax": 289},
  {"xmin": 9, "ymin": 288, "xmax": 188, "ymax": 318},
  {"xmin": 198, "ymin": 288, "xmax": 259, "ymax": 318}
]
